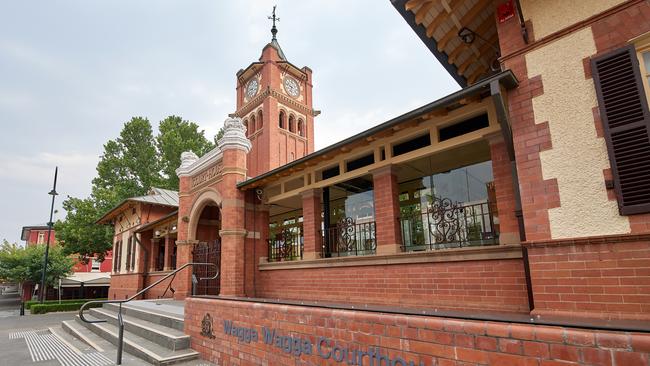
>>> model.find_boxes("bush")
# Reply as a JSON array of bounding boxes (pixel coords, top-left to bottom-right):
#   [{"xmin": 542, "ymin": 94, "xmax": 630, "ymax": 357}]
[
  {"xmin": 25, "ymin": 298, "xmax": 107, "ymax": 309},
  {"xmin": 30, "ymin": 301, "xmax": 104, "ymax": 314}
]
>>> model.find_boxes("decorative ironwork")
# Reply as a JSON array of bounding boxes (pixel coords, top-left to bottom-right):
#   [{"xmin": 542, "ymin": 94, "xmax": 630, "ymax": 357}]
[
  {"xmin": 268, "ymin": 223, "xmax": 303, "ymax": 262},
  {"xmin": 322, "ymin": 218, "xmax": 376, "ymax": 257},
  {"xmin": 336, "ymin": 217, "xmax": 356, "ymax": 252},
  {"xmin": 201, "ymin": 313, "xmax": 216, "ymax": 339},
  {"xmin": 192, "ymin": 241, "xmax": 221, "ymax": 296},
  {"xmin": 428, "ymin": 197, "xmax": 462, "ymax": 243},
  {"xmin": 401, "ymin": 199, "xmax": 498, "ymax": 251}
]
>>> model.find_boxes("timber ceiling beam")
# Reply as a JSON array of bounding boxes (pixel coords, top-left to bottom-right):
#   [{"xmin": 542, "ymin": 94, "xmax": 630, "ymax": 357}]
[
  {"xmin": 405, "ymin": 0, "xmax": 431, "ymax": 11},
  {"xmin": 415, "ymin": 1, "xmax": 436, "ymax": 24}
]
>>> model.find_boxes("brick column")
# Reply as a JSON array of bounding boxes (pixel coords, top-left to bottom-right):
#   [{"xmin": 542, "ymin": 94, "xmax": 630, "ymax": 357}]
[
  {"xmin": 163, "ymin": 235, "xmax": 172, "ymax": 271},
  {"xmin": 217, "ymin": 117, "xmax": 251, "ymax": 297},
  {"xmin": 173, "ymin": 174, "xmax": 194, "ymax": 299},
  {"xmin": 301, "ymin": 188, "xmax": 322, "ymax": 260},
  {"xmin": 488, "ymin": 134, "xmax": 521, "ymax": 244},
  {"xmin": 150, "ymin": 239, "xmax": 159, "ymax": 272},
  {"xmin": 371, "ymin": 165, "xmax": 402, "ymax": 255}
]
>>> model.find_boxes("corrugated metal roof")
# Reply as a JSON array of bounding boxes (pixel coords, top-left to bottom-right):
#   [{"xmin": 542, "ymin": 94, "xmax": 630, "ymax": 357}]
[
  {"xmin": 130, "ymin": 187, "xmax": 179, "ymax": 207},
  {"xmin": 96, "ymin": 187, "xmax": 179, "ymax": 224}
]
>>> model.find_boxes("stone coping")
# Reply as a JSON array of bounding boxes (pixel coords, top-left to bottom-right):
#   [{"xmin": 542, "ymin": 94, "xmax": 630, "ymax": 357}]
[
  {"xmin": 258, "ymin": 244, "xmax": 522, "ymax": 271},
  {"xmin": 523, "ymin": 233, "xmax": 650, "ymax": 248},
  {"xmin": 188, "ymin": 296, "xmax": 650, "ymax": 333}
]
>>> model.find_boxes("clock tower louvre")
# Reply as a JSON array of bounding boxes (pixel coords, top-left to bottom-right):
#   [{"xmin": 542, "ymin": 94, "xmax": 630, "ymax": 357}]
[{"xmin": 233, "ymin": 11, "xmax": 315, "ymax": 179}]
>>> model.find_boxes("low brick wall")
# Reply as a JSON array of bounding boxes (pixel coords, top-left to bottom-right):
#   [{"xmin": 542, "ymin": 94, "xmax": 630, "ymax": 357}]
[
  {"xmin": 185, "ymin": 297, "xmax": 650, "ymax": 366},
  {"xmin": 108, "ymin": 273, "xmax": 144, "ymax": 300},
  {"xmin": 143, "ymin": 272, "xmax": 176, "ymax": 299},
  {"xmin": 527, "ymin": 236, "xmax": 650, "ymax": 320},
  {"xmin": 257, "ymin": 257, "xmax": 529, "ymax": 313}
]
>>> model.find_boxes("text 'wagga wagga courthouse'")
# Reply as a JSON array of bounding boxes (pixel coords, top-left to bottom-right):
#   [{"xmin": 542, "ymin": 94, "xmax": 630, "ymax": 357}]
[{"xmin": 223, "ymin": 320, "xmax": 426, "ymax": 366}]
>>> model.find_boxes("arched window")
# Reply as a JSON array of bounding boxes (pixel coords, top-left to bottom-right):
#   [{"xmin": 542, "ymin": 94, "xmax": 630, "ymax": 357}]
[
  {"xmin": 243, "ymin": 119, "xmax": 249, "ymax": 136},
  {"xmin": 250, "ymin": 114, "xmax": 256, "ymax": 134},
  {"xmin": 279, "ymin": 110, "xmax": 286, "ymax": 129},
  {"xmin": 298, "ymin": 119, "xmax": 304, "ymax": 137},
  {"xmin": 257, "ymin": 110, "xmax": 263, "ymax": 130},
  {"xmin": 288, "ymin": 114, "xmax": 296, "ymax": 133}
]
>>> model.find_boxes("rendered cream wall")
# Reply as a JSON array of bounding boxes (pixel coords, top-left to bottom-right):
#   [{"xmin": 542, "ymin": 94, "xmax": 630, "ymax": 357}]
[
  {"xmin": 526, "ymin": 28, "xmax": 630, "ymax": 238},
  {"xmin": 520, "ymin": 0, "xmax": 626, "ymax": 39}
]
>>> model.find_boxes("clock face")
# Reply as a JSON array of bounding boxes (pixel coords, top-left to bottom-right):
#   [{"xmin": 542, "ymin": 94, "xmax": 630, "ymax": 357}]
[
  {"xmin": 246, "ymin": 79, "xmax": 259, "ymax": 98},
  {"xmin": 283, "ymin": 77, "xmax": 300, "ymax": 97}
]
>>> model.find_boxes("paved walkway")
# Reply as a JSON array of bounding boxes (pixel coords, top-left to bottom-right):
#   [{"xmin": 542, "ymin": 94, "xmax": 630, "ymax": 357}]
[
  {"xmin": 0, "ymin": 292, "xmax": 21, "ymax": 318},
  {"xmin": 0, "ymin": 300, "xmax": 212, "ymax": 366}
]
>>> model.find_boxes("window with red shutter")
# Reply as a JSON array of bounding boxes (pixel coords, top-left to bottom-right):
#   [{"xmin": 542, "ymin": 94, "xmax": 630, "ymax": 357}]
[{"xmin": 592, "ymin": 45, "xmax": 650, "ymax": 215}]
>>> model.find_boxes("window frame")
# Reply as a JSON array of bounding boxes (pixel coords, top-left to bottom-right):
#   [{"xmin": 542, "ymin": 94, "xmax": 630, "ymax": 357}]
[{"xmin": 633, "ymin": 32, "xmax": 650, "ymax": 106}]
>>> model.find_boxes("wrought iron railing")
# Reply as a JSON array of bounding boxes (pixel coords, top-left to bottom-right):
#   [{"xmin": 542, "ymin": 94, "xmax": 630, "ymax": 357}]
[
  {"xmin": 321, "ymin": 218, "xmax": 376, "ymax": 257},
  {"xmin": 400, "ymin": 198, "xmax": 498, "ymax": 251},
  {"xmin": 79, "ymin": 262, "xmax": 218, "ymax": 365},
  {"xmin": 268, "ymin": 227, "xmax": 303, "ymax": 262}
]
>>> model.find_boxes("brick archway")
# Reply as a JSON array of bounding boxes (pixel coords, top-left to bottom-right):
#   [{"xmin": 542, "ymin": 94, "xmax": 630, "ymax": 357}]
[{"xmin": 187, "ymin": 189, "xmax": 223, "ymax": 242}]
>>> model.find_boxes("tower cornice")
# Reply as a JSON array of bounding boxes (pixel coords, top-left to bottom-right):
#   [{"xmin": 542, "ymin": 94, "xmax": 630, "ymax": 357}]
[{"xmin": 233, "ymin": 86, "xmax": 315, "ymax": 118}]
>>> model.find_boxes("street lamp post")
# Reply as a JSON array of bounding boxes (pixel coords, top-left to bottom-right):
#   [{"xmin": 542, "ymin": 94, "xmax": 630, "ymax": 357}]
[{"xmin": 38, "ymin": 167, "xmax": 59, "ymax": 304}]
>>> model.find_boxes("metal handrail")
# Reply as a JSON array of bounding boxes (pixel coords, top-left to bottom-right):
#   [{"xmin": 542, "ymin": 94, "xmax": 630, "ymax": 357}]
[{"xmin": 78, "ymin": 262, "xmax": 218, "ymax": 365}]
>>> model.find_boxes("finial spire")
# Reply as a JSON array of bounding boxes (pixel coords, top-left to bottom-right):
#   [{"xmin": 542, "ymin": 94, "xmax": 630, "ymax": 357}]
[{"xmin": 268, "ymin": 5, "xmax": 280, "ymax": 40}]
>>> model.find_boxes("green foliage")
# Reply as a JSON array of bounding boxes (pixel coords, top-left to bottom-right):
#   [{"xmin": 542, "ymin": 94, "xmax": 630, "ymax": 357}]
[
  {"xmin": 57, "ymin": 115, "xmax": 218, "ymax": 260},
  {"xmin": 215, "ymin": 126, "xmax": 225, "ymax": 143},
  {"xmin": 30, "ymin": 301, "xmax": 103, "ymax": 314},
  {"xmin": 157, "ymin": 116, "xmax": 214, "ymax": 189},
  {"xmin": 54, "ymin": 197, "xmax": 113, "ymax": 263},
  {"xmin": 92, "ymin": 117, "xmax": 160, "ymax": 209},
  {"xmin": 0, "ymin": 241, "xmax": 73, "ymax": 286},
  {"xmin": 24, "ymin": 298, "xmax": 107, "ymax": 309}
]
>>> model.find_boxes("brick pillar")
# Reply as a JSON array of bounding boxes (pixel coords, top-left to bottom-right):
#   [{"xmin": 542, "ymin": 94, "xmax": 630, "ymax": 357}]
[
  {"xmin": 301, "ymin": 188, "xmax": 322, "ymax": 260},
  {"xmin": 217, "ymin": 117, "xmax": 251, "ymax": 297},
  {"xmin": 488, "ymin": 135, "xmax": 521, "ymax": 244},
  {"xmin": 163, "ymin": 235, "xmax": 172, "ymax": 271},
  {"xmin": 150, "ymin": 239, "xmax": 159, "ymax": 272},
  {"xmin": 371, "ymin": 165, "xmax": 402, "ymax": 255},
  {"xmin": 173, "ymin": 174, "xmax": 194, "ymax": 299},
  {"xmin": 244, "ymin": 193, "xmax": 269, "ymax": 297}
]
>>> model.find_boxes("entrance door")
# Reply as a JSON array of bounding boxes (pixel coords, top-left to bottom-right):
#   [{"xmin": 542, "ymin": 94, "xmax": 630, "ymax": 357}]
[{"xmin": 192, "ymin": 240, "xmax": 221, "ymax": 296}]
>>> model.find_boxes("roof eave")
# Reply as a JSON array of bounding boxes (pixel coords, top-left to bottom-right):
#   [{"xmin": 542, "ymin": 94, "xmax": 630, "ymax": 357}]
[
  {"xmin": 390, "ymin": 0, "xmax": 468, "ymax": 87},
  {"xmin": 237, "ymin": 70, "xmax": 518, "ymax": 189}
]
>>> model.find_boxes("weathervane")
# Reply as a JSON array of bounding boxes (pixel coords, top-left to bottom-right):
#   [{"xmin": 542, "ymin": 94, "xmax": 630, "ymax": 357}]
[{"xmin": 268, "ymin": 5, "xmax": 280, "ymax": 40}]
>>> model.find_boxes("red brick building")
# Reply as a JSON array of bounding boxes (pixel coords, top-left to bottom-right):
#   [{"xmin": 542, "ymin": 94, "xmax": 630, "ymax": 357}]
[
  {"xmin": 102, "ymin": 2, "xmax": 650, "ymax": 364},
  {"xmin": 20, "ymin": 225, "xmax": 113, "ymax": 300}
]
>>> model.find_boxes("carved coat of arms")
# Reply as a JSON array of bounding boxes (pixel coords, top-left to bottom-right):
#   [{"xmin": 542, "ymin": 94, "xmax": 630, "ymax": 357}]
[{"xmin": 201, "ymin": 313, "xmax": 216, "ymax": 339}]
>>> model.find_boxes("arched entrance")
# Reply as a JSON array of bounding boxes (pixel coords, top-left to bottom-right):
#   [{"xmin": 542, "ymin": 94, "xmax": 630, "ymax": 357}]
[{"xmin": 191, "ymin": 201, "xmax": 221, "ymax": 296}]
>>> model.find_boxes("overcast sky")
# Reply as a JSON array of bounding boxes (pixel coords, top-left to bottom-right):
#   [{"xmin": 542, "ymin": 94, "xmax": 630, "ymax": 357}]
[{"xmin": 0, "ymin": 1, "xmax": 458, "ymax": 244}]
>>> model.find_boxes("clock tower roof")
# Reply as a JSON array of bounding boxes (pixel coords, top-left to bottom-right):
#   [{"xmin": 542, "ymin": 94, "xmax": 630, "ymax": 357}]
[{"xmin": 263, "ymin": 38, "xmax": 287, "ymax": 61}]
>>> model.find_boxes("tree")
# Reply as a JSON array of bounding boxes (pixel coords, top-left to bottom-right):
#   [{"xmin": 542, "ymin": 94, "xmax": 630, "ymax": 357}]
[
  {"xmin": 92, "ymin": 116, "xmax": 161, "ymax": 209},
  {"xmin": 157, "ymin": 116, "xmax": 214, "ymax": 189},
  {"xmin": 0, "ymin": 240, "xmax": 73, "ymax": 288},
  {"xmin": 54, "ymin": 197, "xmax": 113, "ymax": 264},
  {"xmin": 215, "ymin": 126, "xmax": 225, "ymax": 142},
  {"xmin": 57, "ymin": 117, "xmax": 161, "ymax": 260}
]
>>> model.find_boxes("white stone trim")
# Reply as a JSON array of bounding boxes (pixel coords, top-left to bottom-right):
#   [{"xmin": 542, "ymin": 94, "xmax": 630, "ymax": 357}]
[
  {"xmin": 218, "ymin": 117, "xmax": 252, "ymax": 153},
  {"xmin": 176, "ymin": 146, "xmax": 223, "ymax": 177}
]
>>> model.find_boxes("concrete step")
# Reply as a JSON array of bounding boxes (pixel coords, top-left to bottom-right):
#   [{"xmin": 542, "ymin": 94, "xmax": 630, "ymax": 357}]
[
  {"xmin": 73, "ymin": 315, "xmax": 199, "ymax": 366},
  {"xmin": 89, "ymin": 307, "xmax": 190, "ymax": 351},
  {"xmin": 60, "ymin": 320, "xmax": 212, "ymax": 366},
  {"xmin": 103, "ymin": 302, "xmax": 184, "ymax": 332}
]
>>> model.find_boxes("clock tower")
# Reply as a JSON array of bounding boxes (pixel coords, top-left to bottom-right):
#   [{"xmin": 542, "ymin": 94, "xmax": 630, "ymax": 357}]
[{"xmin": 234, "ymin": 8, "xmax": 316, "ymax": 178}]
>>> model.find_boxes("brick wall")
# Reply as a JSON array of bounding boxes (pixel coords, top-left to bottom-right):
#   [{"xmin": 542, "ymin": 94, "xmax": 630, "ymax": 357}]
[
  {"xmin": 108, "ymin": 273, "xmax": 144, "ymax": 300},
  {"xmin": 257, "ymin": 258, "xmax": 529, "ymax": 313},
  {"xmin": 527, "ymin": 235, "xmax": 650, "ymax": 320},
  {"xmin": 185, "ymin": 297, "xmax": 650, "ymax": 366}
]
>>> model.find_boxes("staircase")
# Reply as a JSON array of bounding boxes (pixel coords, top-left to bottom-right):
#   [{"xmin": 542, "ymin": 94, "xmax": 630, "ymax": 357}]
[{"xmin": 61, "ymin": 300, "xmax": 201, "ymax": 365}]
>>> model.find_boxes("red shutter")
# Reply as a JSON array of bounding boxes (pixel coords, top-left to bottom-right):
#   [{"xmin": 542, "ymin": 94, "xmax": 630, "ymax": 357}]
[{"xmin": 592, "ymin": 45, "xmax": 650, "ymax": 215}]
